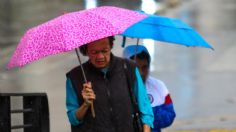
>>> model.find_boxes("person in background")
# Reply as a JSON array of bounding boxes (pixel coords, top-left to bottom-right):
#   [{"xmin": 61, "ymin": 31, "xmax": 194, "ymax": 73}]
[
  {"xmin": 123, "ymin": 45, "xmax": 176, "ymax": 132},
  {"xmin": 66, "ymin": 37, "xmax": 154, "ymax": 132}
]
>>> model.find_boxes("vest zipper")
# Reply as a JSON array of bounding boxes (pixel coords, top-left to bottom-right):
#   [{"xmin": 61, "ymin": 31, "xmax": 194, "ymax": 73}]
[
  {"xmin": 104, "ymin": 74, "xmax": 118, "ymax": 131},
  {"xmin": 104, "ymin": 74, "xmax": 113, "ymax": 113}
]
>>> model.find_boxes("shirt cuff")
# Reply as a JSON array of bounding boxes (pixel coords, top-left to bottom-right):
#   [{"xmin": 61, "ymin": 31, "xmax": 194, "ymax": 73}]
[
  {"xmin": 141, "ymin": 115, "xmax": 154, "ymax": 128},
  {"xmin": 67, "ymin": 109, "xmax": 81, "ymax": 126}
]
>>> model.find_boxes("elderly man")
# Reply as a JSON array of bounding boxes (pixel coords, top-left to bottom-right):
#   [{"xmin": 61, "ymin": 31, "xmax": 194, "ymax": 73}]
[{"xmin": 66, "ymin": 36, "xmax": 154, "ymax": 132}]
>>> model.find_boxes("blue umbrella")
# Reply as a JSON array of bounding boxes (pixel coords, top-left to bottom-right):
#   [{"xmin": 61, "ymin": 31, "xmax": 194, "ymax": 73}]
[{"xmin": 121, "ymin": 13, "xmax": 213, "ymax": 49}]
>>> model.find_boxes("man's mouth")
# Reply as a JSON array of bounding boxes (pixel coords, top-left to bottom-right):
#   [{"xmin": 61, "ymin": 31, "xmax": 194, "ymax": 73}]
[{"xmin": 96, "ymin": 60, "xmax": 105, "ymax": 65}]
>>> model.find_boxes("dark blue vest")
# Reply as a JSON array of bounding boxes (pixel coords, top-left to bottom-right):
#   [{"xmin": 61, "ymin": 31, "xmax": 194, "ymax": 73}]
[{"xmin": 66, "ymin": 55, "xmax": 137, "ymax": 132}]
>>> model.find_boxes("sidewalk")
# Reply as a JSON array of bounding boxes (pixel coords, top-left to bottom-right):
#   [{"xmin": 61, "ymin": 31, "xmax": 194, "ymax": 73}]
[{"xmin": 166, "ymin": 130, "xmax": 236, "ymax": 132}]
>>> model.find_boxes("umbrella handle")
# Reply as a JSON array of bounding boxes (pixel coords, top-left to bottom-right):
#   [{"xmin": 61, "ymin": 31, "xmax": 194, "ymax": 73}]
[
  {"xmin": 91, "ymin": 103, "xmax": 95, "ymax": 118},
  {"xmin": 75, "ymin": 49, "xmax": 95, "ymax": 118},
  {"xmin": 122, "ymin": 36, "xmax": 126, "ymax": 47}
]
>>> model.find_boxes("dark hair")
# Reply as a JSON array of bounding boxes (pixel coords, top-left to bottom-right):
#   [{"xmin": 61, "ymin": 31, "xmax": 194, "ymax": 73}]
[
  {"xmin": 130, "ymin": 51, "xmax": 151, "ymax": 66},
  {"xmin": 79, "ymin": 36, "xmax": 115, "ymax": 56}
]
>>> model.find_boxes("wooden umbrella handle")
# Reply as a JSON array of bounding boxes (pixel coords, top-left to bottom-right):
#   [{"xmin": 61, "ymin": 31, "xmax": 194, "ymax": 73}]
[{"xmin": 91, "ymin": 102, "xmax": 95, "ymax": 118}]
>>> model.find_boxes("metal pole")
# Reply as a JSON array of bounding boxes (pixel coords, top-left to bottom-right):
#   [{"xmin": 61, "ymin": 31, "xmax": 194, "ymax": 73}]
[
  {"xmin": 75, "ymin": 48, "xmax": 87, "ymax": 83},
  {"xmin": 134, "ymin": 38, "xmax": 140, "ymax": 61},
  {"xmin": 75, "ymin": 48, "xmax": 95, "ymax": 118}
]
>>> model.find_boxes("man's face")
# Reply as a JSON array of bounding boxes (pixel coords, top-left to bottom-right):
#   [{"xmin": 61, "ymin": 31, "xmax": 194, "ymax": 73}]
[
  {"xmin": 86, "ymin": 38, "xmax": 111, "ymax": 69},
  {"xmin": 135, "ymin": 58, "xmax": 149, "ymax": 82}
]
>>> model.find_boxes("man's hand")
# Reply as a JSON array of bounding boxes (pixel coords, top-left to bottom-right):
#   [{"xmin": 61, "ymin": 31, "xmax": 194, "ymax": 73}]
[
  {"xmin": 82, "ymin": 82, "xmax": 96, "ymax": 106},
  {"xmin": 76, "ymin": 82, "xmax": 96, "ymax": 120}
]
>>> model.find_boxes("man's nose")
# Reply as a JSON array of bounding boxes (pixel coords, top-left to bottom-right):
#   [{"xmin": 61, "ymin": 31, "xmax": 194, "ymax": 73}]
[{"xmin": 96, "ymin": 52, "xmax": 104, "ymax": 58}]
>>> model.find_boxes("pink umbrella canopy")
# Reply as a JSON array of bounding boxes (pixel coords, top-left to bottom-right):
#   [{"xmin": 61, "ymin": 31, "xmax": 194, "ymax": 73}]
[{"xmin": 7, "ymin": 6, "xmax": 147, "ymax": 69}]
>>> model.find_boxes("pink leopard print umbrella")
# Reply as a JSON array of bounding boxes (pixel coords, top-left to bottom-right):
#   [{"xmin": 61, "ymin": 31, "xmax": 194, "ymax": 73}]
[{"xmin": 7, "ymin": 6, "xmax": 147, "ymax": 69}]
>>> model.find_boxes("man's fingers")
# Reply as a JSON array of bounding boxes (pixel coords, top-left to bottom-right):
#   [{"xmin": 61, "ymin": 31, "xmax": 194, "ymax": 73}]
[
  {"xmin": 83, "ymin": 82, "xmax": 92, "ymax": 89},
  {"xmin": 85, "ymin": 93, "xmax": 96, "ymax": 98},
  {"xmin": 83, "ymin": 88, "xmax": 93, "ymax": 92},
  {"xmin": 82, "ymin": 82, "xmax": 95, "ymax": 101},
  {"xmin": 82, "ymin": 91, "xmax": 96, "ymax": 100}
]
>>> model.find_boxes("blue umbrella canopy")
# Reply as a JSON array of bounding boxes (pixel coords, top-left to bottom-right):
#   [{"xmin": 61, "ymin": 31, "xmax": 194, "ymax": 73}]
[{"xmin": 121, "ymin": 13, "xmax": 213, "ymax": 49}]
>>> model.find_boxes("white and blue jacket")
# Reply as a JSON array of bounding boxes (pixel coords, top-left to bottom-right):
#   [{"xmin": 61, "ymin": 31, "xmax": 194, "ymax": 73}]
[{"xmin": 146, "ymin": 76, "xmax": 176, "ymax": 132}]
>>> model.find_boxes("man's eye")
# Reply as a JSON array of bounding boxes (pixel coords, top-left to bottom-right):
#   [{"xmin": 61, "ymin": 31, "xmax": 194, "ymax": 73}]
[
  {"xmin": 89, "ymin": 49, "xmax": 109, "ymax": 55},
  {"xmin": 101, "ymin": 49, "xmax": 109, "ymax": 53}
]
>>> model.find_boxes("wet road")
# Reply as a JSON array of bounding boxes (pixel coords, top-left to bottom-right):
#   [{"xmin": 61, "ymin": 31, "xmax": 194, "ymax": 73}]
[
  {"xmin": 1, "ymin": 0, "xmax": 236, "ymax": 131},
  {"xmin": 159, "ymin": 0, "xmax": 236, "ymax": 130}
]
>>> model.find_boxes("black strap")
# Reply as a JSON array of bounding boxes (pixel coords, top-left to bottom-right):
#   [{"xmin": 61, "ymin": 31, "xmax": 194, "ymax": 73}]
[{"xmin": 123, "ymin": 60, "xmax": 143, "ymax": 132}]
